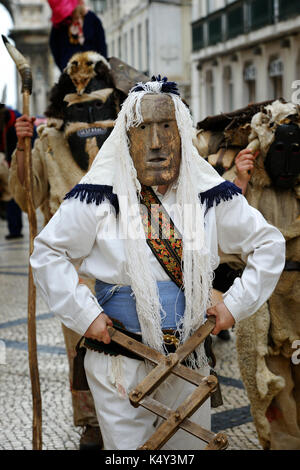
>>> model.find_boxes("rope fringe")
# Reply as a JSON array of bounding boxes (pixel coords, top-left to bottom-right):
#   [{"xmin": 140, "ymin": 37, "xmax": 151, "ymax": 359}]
[
  {"xmin": 199, "ymin": 181, "xmax": 242, "ymax": 213},
  {"xmin": 64, "ymin": 184, "xmax": 119, "ymax": 214}
]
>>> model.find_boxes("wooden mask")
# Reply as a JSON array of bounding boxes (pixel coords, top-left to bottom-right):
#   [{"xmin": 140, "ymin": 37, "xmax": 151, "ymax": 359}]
[{"xmin": 128, "ymin": 94, "xmax": 181, "ymax": 186}]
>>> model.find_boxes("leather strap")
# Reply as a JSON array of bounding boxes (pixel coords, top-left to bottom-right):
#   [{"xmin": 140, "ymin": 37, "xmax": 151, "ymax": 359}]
[{"xmin": 84, "ymin": 321, "xmax": 179, "ymax": 360}]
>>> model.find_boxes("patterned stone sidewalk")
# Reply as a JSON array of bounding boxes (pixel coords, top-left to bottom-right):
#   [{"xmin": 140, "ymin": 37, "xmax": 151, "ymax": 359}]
[{"xmin": 0, "ymin": 214, "xmax": 261, "ymax": 450}]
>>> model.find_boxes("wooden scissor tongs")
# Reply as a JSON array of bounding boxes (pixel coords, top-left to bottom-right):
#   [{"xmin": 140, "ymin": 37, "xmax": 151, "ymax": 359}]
[{"xmin": 107, "ymin": 316, "xmax": 228, "ymax": 450}]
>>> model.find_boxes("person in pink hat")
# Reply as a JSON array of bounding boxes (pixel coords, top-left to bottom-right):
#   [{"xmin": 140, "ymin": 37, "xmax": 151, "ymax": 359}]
[{"xmin": 48, "ymin": 0, "xmax": 107, "ymax": 72}]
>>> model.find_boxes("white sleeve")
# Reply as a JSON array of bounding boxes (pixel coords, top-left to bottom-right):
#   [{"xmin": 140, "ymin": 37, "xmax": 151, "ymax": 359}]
[
  {"xmin": 215, "ymin": 194, "xmax": 286, "ymax": 322},
  {"xmin": 30, "ymin": 198, "xmax": 103, "ymax": 335}
]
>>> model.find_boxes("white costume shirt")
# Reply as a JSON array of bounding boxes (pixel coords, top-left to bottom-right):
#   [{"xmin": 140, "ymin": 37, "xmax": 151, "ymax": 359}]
[{"xmin": 30, "ymin": 183, "xmax": 285, "ymax": 336}]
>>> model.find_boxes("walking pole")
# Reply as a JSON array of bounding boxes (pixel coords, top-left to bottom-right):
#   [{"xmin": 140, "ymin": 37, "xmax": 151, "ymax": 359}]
[{"xmin": 2, "ymin": 35, "xmax": 42, "ymax": 450}]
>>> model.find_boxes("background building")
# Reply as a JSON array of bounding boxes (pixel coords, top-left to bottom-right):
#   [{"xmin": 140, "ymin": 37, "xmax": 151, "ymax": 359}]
[
  {"xmin": 0, "ymin": 0, "xmax": 52, "ymax": 117},
  {"xmin": 191, "ymin": 0, "xmax": 300, "ymax": 122},
  {"xmin": 1, "ymin": 0, "xmax": 193, "ymax": 113},
  {"xmin": 3, "ymin": 0, "xmax": 299, "ymax": 122},
  {"xmin": 97, "ymin": 0, "xmax": 192, "ymax": 101}
]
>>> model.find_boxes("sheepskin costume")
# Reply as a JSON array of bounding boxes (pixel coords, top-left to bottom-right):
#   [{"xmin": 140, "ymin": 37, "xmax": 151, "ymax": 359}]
[
  {"xmin": 8, "ymin": 51, "xmax": 126, "ymax": 431},
  {"xmin": 223, "ymin": 100, "xmax": 300, "ymax": 450},
  {"xmin": 9, "ymin": 118, "xmax": 85, "ymax": 224},
  {"xmin": 9, "ymin": 51, "xmax": 121, "ymax": 223}
]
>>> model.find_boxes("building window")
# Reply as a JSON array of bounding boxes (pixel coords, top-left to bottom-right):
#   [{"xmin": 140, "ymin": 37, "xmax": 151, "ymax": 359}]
[
  {"xmin": 244, "ymin": 63, "xmax": 256, "ymax": 104},
  {"xmin": 145, "ymin": 18, "xmax": 149, "ymax": 75},
  {"xmin": 206, "ymin": 69, "xmax": 215, "ymax": 115},
  {"xmin": 130, "ymin": 28, "xmax": 135, "ymax": 67},
  {"xmin": 138, "ymin": 23, "xmax": 142, "ymax": 71},
  {"xmin": 207, "ymin": 14, "xmax": 222, "ymax": 46},
  {"xmin": 118, "ymin": 36, "xmax": 122, "ymax": 59},
  {"xmin": 111, "ymin": 39, "xmax": 115, "ymax": 57},
  {"xmin": 90, "ymin": 0, "xmax": 107, "ymax": 14},
  {"xmin": 223, "ymin": 65, "xmax": 234, "ymax": 112},
  {"xmin": 192, "ymin": 21, "xmax": 204, "ymax": 52},
  {"xmin": 123, "ymin": 32, "xmax": 128, "ymax": 63},
  {"xmin": 226, "ymin": 4, "xmax": 244, "ymax": 40},
  {"xmin": 249, "ymin": 0, "xmax": 274, "ymax": 31},
  {"xmin": 278, "ymin": 0, "xmax": 300, "ymax": 21},
  {"xmin": 206, "ymin": 0, "xmax": 216, "ymax": 15},
  {"xmin": 269, "ymin": 57, "xmax": 284, "ymax": 99}
]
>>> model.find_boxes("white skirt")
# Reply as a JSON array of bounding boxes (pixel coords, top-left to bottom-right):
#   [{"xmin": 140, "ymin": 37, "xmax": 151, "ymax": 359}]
[{"xmin": 84, "ymin": 349, "xmax": 211, "ymax": 450}]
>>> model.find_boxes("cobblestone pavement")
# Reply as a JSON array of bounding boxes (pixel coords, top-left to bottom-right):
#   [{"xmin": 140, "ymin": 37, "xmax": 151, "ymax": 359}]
[{"xmin": 0, "ymin": 213, "xmax": 262, "ymax": 451}]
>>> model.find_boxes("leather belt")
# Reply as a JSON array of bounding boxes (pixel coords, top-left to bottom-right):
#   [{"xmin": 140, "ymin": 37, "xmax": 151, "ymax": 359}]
[
  {"xmin": 84, "ymin": 320, "xmax": 216, "ymax": 369},
  {"xmin": 84, "ymin": 325, "xmax": 181, "ymax": 359}
]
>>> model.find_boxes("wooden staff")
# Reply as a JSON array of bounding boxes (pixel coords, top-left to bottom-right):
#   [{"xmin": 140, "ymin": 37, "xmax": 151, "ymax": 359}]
[{"xmin": 2, "ymin": 35, "xmax": 42, "ymax": 450}]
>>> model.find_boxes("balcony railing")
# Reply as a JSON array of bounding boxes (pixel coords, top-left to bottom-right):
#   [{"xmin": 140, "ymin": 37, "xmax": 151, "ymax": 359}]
[
  {"xmin": 192, "ymin": 22, "xmax": 204, "ymax": 52},
  {"xmin": 227, "ymin": 4, "xmax": 244, "ymax": 40},
  {"xmin": 208, "ymin": 16, "xmax": 222, "ymax": 46},
  {"xmin": 250, "ymin": 0, "xmax": 274, "ymax": 31},
  {"xmin": 192, "ymin": 0, "xmax": 300, "ymax": 52}
]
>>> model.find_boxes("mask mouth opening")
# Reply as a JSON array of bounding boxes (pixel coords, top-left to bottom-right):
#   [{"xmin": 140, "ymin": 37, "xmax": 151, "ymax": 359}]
[
  {"xmin": 148, "ymin": 156, "xmax": 168, "ymax": 163},
  {"xmin": 77, "ymin": 127, "xmax": 107, "ymax": 138}
]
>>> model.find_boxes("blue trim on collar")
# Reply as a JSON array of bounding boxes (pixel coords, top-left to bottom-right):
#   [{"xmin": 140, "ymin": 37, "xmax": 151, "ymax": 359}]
[
  {"xmin": 64, "ymin": 184, "xmax": 119, "ymax": 214},
  {"xmin": 64, "ymin": 181, "xmax": 241, "ymax": 218},
  {"xmin": 199, "ymin": 181, "xmax": 242, "ymax": 214}
]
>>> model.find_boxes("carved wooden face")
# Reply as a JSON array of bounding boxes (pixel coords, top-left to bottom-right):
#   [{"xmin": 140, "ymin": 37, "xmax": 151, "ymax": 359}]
[
  {"xmin": 127, "ymin": 94, "xmax": 181, "ymax": 186},
  {"xmin": 63, "ymin": 85, "xmax": 118, "ymax": 171}
]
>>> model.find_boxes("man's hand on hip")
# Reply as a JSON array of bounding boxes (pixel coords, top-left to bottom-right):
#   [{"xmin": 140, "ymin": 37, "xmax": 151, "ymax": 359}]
[
  {"xmin": 84, "ymin": 313, "xmax": 113, "ymax": 344},
  {"xmin": 206, "ymin": 302, "xmax": 235, "ymax": 335}
]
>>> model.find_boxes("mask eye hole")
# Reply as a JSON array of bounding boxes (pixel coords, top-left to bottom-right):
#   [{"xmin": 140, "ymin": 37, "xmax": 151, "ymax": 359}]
[
  {"xmin": 164, "ymin": 123, "xmax": 170, "ymax": 128},
  {"xmin": 140, "ymin": 124, "xmax": 146, "ymax": 130},
  {"xmin": 275, "ymin": 142, "xmax": 285, "ymax": 152},
  {"xmin": 291, "ymin": 143, "xmax": 300, "ymax": 153}
]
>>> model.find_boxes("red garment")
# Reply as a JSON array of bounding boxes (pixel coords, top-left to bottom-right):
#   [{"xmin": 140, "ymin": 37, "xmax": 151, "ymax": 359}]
[
  {"xmin": 266, "ymin": 404, "xmax": 283, "ymax": 423},
  {"xmin": 48, "ymin": 0, "xmax": 78, "ymax": 26},
  {"xmin": 0, "ymin": 109, "xmax": 16, "ymax": 157}
]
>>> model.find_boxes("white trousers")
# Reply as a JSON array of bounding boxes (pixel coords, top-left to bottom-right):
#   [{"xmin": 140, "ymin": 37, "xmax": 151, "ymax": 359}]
[{"xmin": 84, "ymin": 349, "xmax": 211, "ymax": 450}]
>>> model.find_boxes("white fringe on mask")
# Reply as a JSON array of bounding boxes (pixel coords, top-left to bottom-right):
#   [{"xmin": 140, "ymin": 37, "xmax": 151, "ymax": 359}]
[{"xmin": 171, "ymin": 96, "xmax": 213, "ymax": 368}]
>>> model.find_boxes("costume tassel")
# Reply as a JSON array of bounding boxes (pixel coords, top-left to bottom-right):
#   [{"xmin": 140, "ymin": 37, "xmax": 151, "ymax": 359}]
[
  {"xmin": 199, "ymin": 181, "xmax": 242, "ymax": 214},
  {"xmin": 64, "ymin": 184, "xmax": 119, "ymax": 214}
]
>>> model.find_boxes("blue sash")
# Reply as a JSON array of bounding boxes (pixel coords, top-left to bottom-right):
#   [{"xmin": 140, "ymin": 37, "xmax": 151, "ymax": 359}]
[{"xmin": 95, "ymin": 280, "xmax": 185, "ymax": 333}]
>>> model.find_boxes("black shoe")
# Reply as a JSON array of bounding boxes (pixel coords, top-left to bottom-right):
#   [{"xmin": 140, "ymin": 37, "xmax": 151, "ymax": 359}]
[
  {"xmin": 79, "ymin": 425, "xmax": 103, "ymax": 451},
  {"xmin": 217, "ymin": 330, "xmax": 231, "ymax": 341},
  {"xmin": 5, "ymin": 234, "xmax": 23, "ymax": 240}
]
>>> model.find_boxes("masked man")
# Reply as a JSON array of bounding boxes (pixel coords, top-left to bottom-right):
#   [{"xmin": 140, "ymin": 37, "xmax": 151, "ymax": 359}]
[
  {"xmin": 193, "ymin": 104, "xmax": 262, "ymax": 341},
  {"xmin": 222, "ymin": 100, "xmax": 300, "ymax": 450},
  {"xmin": 29, "ymin": 78, "xmax": 285, "ymax": 450},
  {"xmin": 9, "ymin": 51, "xmax": 147, "ymax": 449}
]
